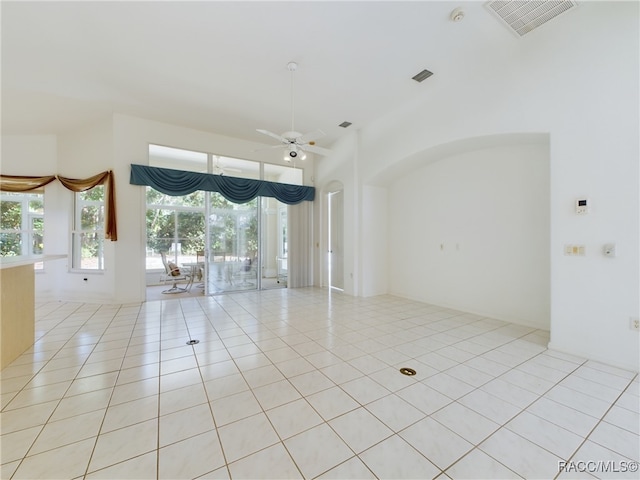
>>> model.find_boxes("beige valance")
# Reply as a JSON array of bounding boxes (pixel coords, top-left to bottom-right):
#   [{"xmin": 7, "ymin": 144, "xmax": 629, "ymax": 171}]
[
  {"xmin": 0, "ymin": 171, "xmax": 117, "ymax": 241},
  {"xmin": 0, "ymin": 175, "xmax": 56, "ymax": 193}
]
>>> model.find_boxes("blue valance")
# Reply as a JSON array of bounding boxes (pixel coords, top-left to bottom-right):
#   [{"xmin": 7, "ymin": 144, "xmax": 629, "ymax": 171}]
[{"xmin": 130, "ymin": 164, "xmax": 315, "ymax": 205}]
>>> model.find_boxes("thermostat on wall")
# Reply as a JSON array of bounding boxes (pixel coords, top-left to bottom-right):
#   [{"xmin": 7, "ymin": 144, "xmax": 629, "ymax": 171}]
[{"xmin": 575, "ymin": 198, "xmax": 589, "ymax": 215}]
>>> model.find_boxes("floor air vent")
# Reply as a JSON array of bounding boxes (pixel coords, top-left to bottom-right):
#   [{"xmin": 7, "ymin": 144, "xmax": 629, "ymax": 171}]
[{"xmin": 486, "ymin": 0, "xmax": 577, "ymax": 37}]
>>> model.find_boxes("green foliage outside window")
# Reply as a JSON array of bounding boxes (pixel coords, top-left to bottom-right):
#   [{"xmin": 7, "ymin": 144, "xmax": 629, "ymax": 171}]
[
  {"xmin": 0, "ymin": 193, "xmax": 44, "ymax": 257},
  {"xmin": 31, "ymin": 217, "xmax": 44, "ymax": 255},
  {"xmin": 1, "ymin": 200, "xmax": 21, "ymax": 256},
  {"xmin": 76, "ymin": 186, "xmax": 104, "ymax": 266},
  {"xmin": 1, "ymin": 201, "xmax": 21, "ymax": 229},
  {"xmin": 146, "ymin": 189, "xmax": 207, "ymax": 255},
  {"xmin": 146, "ymin": 187, "xmax": 259, "ymax": 262}
]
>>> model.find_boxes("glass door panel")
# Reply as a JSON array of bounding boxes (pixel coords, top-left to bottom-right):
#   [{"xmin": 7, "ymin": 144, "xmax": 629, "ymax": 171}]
[
  {"xmin": 177, "ymin": 210, "xmax": 205, "ymax": 287},
  {"xmin": 260, "ymin": 197, "xmax": 287, "ymax": 289},
  {"xmin": 146, "ymin": 189, "xmax": 205, "ymax": 269},
  {"xmin": 207, "ymin": 194, "xmax": 258, "ymax": 293}
]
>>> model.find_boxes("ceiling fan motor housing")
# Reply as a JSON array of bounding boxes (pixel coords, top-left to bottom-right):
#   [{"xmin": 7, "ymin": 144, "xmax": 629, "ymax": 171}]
[{"xmin": 282, "ymin": 131, "xmax": 302, "ymax": 140}]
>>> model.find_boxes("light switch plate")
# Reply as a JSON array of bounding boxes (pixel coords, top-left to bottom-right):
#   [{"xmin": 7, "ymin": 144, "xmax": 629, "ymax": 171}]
[{"xmin": 576, "ymin": 198, "xmax": 589, "ymax": 215}]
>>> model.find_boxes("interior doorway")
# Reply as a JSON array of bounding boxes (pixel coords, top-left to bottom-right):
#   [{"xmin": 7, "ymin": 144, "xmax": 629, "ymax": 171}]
[{"xmin": 328, "ymin": 189, "xmax": 344, "ymax": 291}]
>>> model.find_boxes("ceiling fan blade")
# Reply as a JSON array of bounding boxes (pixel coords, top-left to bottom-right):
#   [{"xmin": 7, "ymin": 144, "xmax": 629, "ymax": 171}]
[
  {"xmin": 257, "ymin": 129, "xmax": 287, "ymax": 144},
  {"xmin": 297, "ymin": 129, "xmax": 326, "ymax": 145},
  {"xmin": 302, "ymin": 144, "xmax": 333, "ymax": 156}
]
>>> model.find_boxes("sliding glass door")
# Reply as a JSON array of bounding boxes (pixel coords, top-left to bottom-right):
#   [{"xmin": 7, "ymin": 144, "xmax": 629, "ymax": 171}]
[
  {"xmin": 207, "ymin": 195, "xmax": 258, "ymax": 294},
  {"xmin": 145, "ymin": 190, "xmax": 205, "ymax": 275},
  {"xmin": 145, "ymin": 144, "xmax": 303, "ymax": 296}
]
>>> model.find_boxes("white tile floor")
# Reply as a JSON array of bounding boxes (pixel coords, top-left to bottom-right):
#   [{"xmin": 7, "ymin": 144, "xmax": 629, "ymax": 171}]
[{"xmin": 1, "ymin": 287, "xmax": 638, "ymax": 480}]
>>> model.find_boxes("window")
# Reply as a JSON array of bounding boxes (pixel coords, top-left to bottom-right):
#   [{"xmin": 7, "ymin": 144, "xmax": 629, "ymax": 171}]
[
  {"xmin": 72, "ymin": 186, "xmax": 105, "ymax": 270},
  {"xmin": 264, "ymin": 162, "xmax": 303, "ymax": 185},
  {"xmin": 0, "ymin": 192, "xmax": 44, "ymax": 267},
  {"xmin": 146, "ymin": 144, "xmax": 303, "ymax": 292}
]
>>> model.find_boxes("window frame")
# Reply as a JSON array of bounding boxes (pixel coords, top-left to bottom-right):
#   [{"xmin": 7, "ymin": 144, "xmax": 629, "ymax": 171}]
[{"xmin": 0, "ymin": 191, "xmax": 45, "ymax": 269}]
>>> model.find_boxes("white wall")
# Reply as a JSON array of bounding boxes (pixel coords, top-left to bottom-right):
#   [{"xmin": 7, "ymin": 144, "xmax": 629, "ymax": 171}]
[
  {"xmin": 111, "ymin": 114, "xmax": 316, "ymax": 303},
  {"xmin": 1, "ymin": 135, "xmax": 67, "ymax": 298},
  {"xmin": 388, "ymin": 142, "xmax": 550, "ymax": 328},
  {"xmin": 55, "ymin": 119, "xmax": 116, "ymax": 302},
  {"xmin": 361, "ymin": 185, "xmax": 387, "ymax": 297},
  {"xmin": 1, "ymin": 135, "xmax": 57, "ymax": 175},
  {"xmin": 314, "ymin": 2, "xmax": 639, "ymax": 370}
]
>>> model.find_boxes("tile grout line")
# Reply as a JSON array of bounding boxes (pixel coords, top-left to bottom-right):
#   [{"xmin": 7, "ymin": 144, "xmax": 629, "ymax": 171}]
[
  {"xmin": 551, "ymin": 372, "xmax": 640, "ymax": 480},
  {"xmin": 4, "ymin": 290, "xmax": 638, "ymax": 480},
  {"xmin": 1, "ymin": 301, "xmax": 89, "ymax": 414},
  {"xmin": 80, "ymin": 302, "xmax": 153, "ymax": 479},
  {"xmin": 216, "ymin": 296, "xmax": 313, "ymax": 478},
  {"xmin": 7, "ymin": 303, "xmax": 129, "ymax": 479},
  {"xmin": 190, "ymin": 294, "xmax": 256, "ymax": 478},
  {"xmin": 199, "ymin": 293, "xmax": 371, "ymax": 477}
]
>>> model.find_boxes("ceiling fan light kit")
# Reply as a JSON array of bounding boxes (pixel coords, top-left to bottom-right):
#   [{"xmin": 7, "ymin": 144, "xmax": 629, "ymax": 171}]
[
  {"xmin": 284, "ymin": 145, "xmax": 306, "ymax": 162},
  {"xmin": 257, "ymin": 61, "xmax": 333, "ymax": 163}
]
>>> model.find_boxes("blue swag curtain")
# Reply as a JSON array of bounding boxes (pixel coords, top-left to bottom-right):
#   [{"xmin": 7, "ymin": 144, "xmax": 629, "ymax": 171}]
[{"xmin": 130, "ymin": 164, "xmax": 315, "ymax": 204}]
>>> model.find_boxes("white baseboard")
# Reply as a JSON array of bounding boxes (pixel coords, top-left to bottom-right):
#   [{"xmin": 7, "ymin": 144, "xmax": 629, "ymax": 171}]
[{"xmin": 547, "ymin": 341, "xmax": 639, "ymax": 373}]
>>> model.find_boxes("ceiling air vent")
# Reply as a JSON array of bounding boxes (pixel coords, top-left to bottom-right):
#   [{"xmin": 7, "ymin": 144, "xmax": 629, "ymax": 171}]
[
  {"xmin": 412, "ymin": 69, "xmax": 433, "ymax": 83},
  {"xmin": 339, "ymin": 121, "xmax": 352, "ymax": 128},
  {"xmin": 486, "ymin": 0, "xmax": 577, "ymax": 37}
]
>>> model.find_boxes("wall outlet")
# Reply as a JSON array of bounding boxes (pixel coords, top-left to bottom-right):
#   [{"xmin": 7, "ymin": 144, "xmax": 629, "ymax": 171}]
[
  {"xmin": 603, "ymin": 243, "xmax": 616, "ymax": 257},
  {"xmin": 630, "ymin": 317, "xmax": 640, "ymax": 331}
]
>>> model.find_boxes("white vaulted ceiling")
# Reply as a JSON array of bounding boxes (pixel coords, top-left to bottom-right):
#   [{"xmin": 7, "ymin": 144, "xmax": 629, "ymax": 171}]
[{"xmin": 1, "ymin": 1, "xmax": 578, "ymax": 149}]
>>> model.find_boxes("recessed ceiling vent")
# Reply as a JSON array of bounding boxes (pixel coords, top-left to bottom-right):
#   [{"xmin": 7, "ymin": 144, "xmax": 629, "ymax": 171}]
[
  {"xmin": 412, "ymin": 69, "xmax": 434, "ymax": 83},
  {"xmin": 486, "ymin": 0, "xmax": 577, "ymax": 37}
]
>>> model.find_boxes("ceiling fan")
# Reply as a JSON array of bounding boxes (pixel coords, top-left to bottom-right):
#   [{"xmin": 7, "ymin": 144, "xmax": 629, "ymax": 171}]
[
  {"xmin": 257, "ymin": 62, "xmax": 333, "ymax": 162},
  {"xmin": 212, "ymin": 156, "xmax": 242, "ymax": 176}
]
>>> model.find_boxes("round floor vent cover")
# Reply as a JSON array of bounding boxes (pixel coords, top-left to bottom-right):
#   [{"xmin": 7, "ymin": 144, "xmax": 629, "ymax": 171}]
[{"xmin": 399, "ymin": 367, "xmax": 417, "ymax": 376}]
